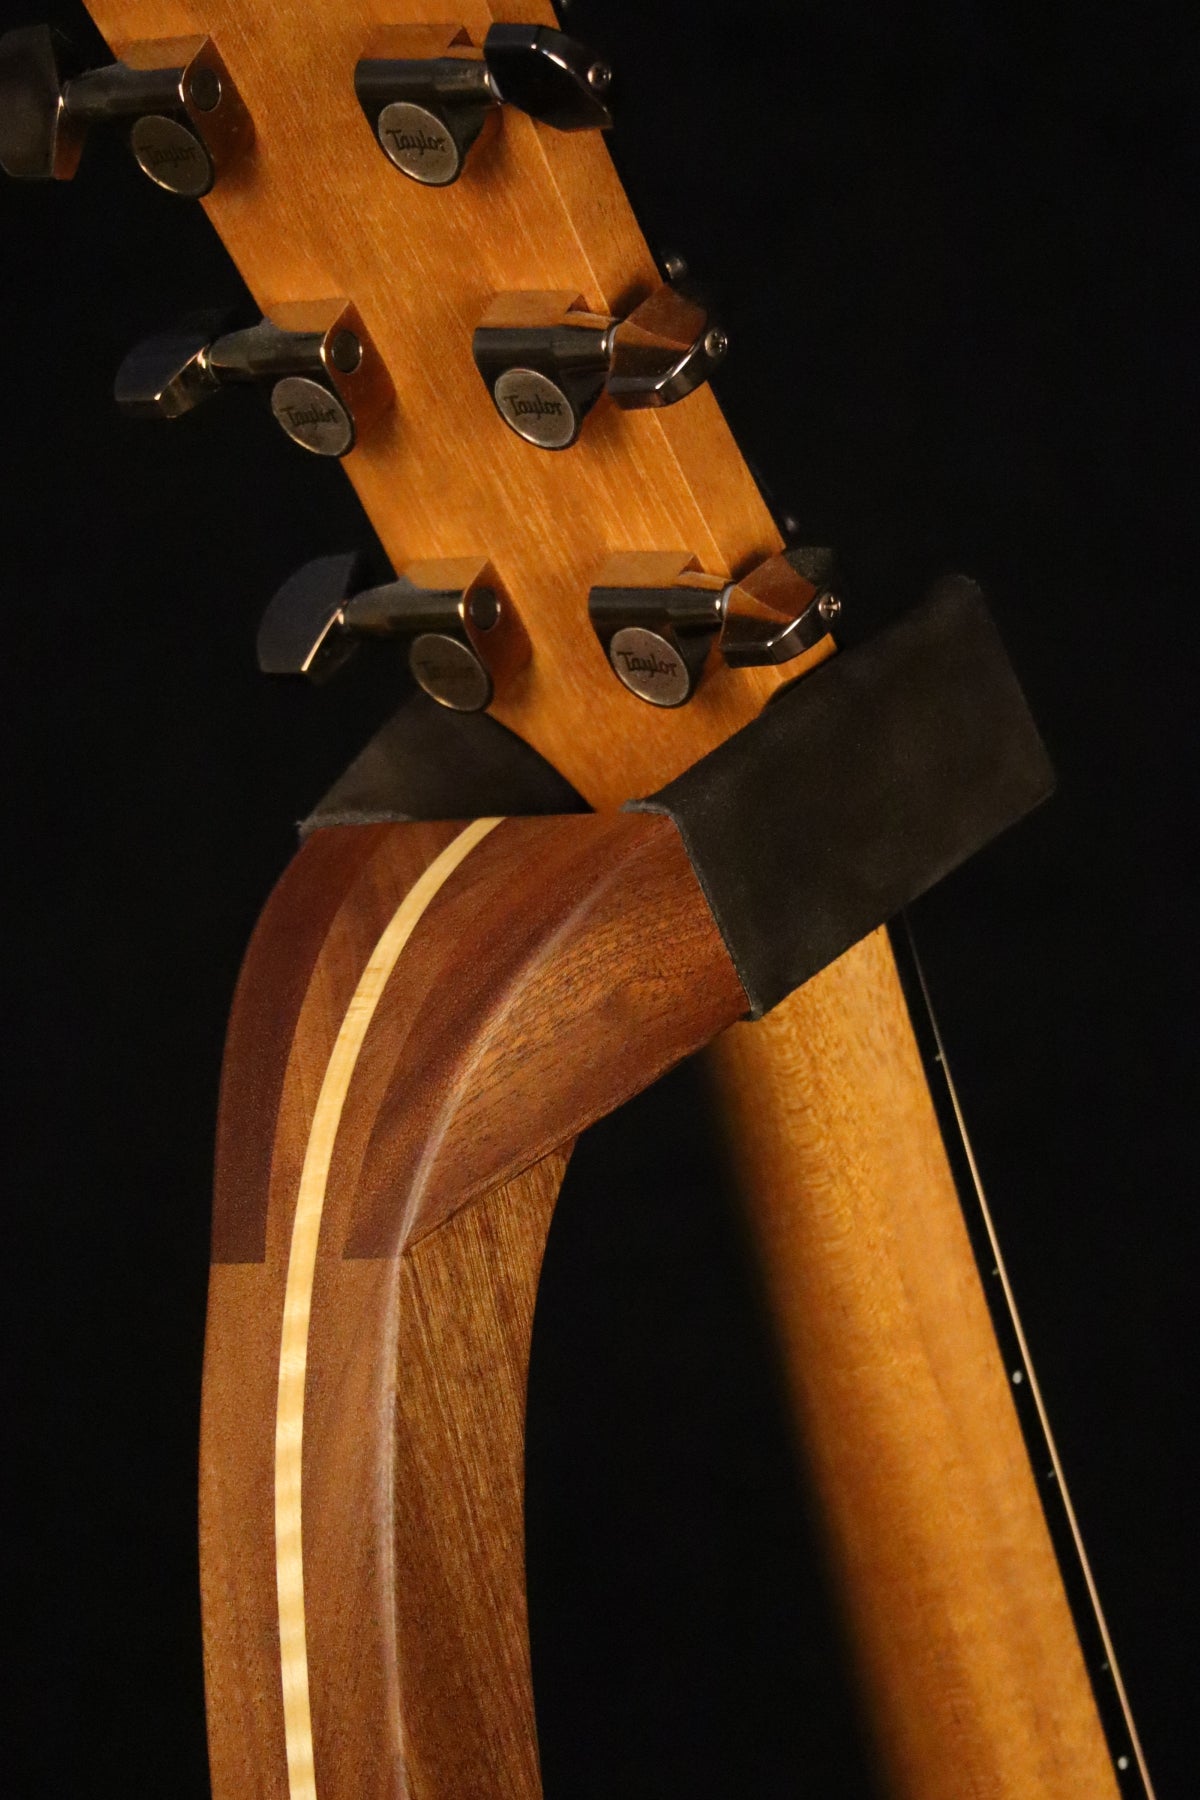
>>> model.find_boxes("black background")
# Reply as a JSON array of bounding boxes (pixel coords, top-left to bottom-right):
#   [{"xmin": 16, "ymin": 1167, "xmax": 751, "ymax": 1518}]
[{"xmin": 2, "ymin": 1, "xmax": 1196, "ymax": 1794}]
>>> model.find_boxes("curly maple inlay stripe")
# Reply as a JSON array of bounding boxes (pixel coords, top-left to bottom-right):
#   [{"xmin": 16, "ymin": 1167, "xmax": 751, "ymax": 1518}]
[{"xmin": 274, "ymin": 816, "xmax": 503, "ymax": 1800}]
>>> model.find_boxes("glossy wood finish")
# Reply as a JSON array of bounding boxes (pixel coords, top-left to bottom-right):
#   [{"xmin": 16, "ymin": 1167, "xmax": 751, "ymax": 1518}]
[
  {"xmin": 79, "ymin": 1, "xmax": 1127, "ymax": 1794},
  {"xmin": 202, "ymin": 812, "xmax": 746, "ymax": 1799}
]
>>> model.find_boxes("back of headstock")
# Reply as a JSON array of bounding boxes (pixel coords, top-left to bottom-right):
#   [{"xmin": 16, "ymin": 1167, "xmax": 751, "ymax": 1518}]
[{"xmin": 47, "ymin": 0, "xmax": 825, "ymax": 804}]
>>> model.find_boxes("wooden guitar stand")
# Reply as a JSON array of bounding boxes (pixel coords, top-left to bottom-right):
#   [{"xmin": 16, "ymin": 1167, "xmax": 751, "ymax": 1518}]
[
  {"xmin": 204, "ymin": 809, "xmax": 741, "ymax": 1798},
  {"xmin": 198, "ymin": 581, "xmax": 1117, "ymax": 1799}
]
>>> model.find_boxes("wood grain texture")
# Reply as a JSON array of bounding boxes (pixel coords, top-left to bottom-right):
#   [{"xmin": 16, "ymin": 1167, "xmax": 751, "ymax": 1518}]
[
  {"xmin": 335, "ymin": 810, "xmax": 748, "ymax": 1254},
  {"xmin": 276, "ymin": 817, "xmax": 502, "ymax": 1800},
  {"xmin": 710, "ymin": 932, "xmax": 1121, "ymax": 1800},
  {"xmin": 299, "ymin": 1154, "xmax": 564, "ymax": 1800},
  {"xmin": 78, "ymin": 0, "xmax": 1127, "ymax": 1792},
  {"xmin": 82, "ymin": 0, "xmax": 841, "ymax": 807},
  {"xmin": 202, "ymin": 812, "xmax": 747, "ymax": 1799},
  {"xmin": 202, "ymin": 820, "xmax": 467, "ymax": 1800}
]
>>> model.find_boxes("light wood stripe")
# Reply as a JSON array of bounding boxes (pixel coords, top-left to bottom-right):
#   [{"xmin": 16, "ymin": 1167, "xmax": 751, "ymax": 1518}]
[{"xmin": 274, "ymin": 817, "xmax": 504, "ymax": 1800}]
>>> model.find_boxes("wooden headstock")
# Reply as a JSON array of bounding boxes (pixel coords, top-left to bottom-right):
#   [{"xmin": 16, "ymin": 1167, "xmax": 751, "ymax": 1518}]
[{"xmin": 80, "ymin": 0, "xmax": 838, "ymax": 805}]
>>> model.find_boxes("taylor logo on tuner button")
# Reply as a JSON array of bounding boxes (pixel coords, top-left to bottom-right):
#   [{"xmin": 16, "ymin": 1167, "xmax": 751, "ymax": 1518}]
[
  {"xmin": 608, "ymin": 627, "xmax": 691, "ymax": 707},
  {"xmin": 375, "ymin": 101, "xmax": 460, "ymax": 184},
  {"xmin": 408, "ymin": 633, "xmax": 494, "ymax": 712},
  {"xmin": 129, "ymin": 115, "xmax": 211, "ymax": 197},
  {"xmin": 269, "ymin": 377, "xmax": 355, "ymax": 457},
  {"xmin": 492, "ymin": 368, "xmax": 575, "ymax": 449}
]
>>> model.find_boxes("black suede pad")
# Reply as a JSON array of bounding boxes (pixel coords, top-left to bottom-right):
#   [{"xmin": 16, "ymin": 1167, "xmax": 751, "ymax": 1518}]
[
  {"xmin": 629, "ymin": 576, "xmax": 1055, "ymax": 1018},
  {"xmin": 302, "ymin": 687, "xmax": 586, "ymax": 835}
]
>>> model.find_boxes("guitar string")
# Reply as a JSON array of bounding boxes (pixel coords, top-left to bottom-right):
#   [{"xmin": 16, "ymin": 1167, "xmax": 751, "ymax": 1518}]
[
  {"xmin": 898, "ymin": 919, "xmax": 1156, "ymax": 1799},
  {"xmin": 274, "ymin": 816, "xmax": 505, "ymax": 1800}
]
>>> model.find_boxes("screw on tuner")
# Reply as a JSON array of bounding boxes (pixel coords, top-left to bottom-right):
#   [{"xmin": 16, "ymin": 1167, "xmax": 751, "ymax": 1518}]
[
  {"xmin": 258, "ymin": 552, "xmax": 529, "ymax": 713},
  {"xmin": 114, "ymin": 303, "xmax": 392, "ymax": 457},
  {"xmin": 0, "ymin": 24, "xmax": 250, "ymax": 196},
  {"xmin": 589, "ymin": 547, "xmax": 842, "ymax": 707},
  {"xmin": 356, "ymin": 21, "xmax": 610, "ymax": 187},
  {"xmin": 473, "ymin": 285, "xmax": 727, "ymax": 449}
]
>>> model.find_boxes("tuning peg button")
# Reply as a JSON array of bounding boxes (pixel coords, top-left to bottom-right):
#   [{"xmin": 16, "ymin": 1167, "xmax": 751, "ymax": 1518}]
[
  {"xmin": 473, "ymin": 284, "xmax": 726, "ymax": 450},
  {"xmin": 114, "ymin": 302, "xmax": 392, "ymax": 456},
  {"xmin": 483, "ymin": 24, "xmax": 611, "ymax": 131},
  {"xmin": 718, "ymin": 546, "xmax": 842, "ymax": 668},
  {"xmin": 606, "ymin": 286, "xmax": 729, "ymax": 411},
  {"xmin": 589, "ymin": 548, "xmax": 841, "ymax": 707},
  {"xmin": 0, "ymin": 25, "xmax": 250, "ymax": 195},
  {"xmin": 356, "ymin": 21, "xmax": 610, "ymax": 187},
  {"xmin": 258, "ymin": 553, "xmax": 529, "ymax": 713}
]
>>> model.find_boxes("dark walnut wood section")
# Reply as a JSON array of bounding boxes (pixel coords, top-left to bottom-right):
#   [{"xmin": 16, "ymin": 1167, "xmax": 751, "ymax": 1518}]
[{"xmin": 201, "ymin": 812, "xmax": 746, "ymax": 1800}]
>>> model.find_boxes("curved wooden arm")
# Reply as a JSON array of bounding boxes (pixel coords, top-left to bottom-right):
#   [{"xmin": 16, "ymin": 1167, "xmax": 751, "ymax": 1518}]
[
  {"xmin": 205, "ymin": 810, "xmax": 1120, "ymax": 1800},
  {"xmin": 201, "ymin": 813, "xmax": 745, "ymax": 1799}
]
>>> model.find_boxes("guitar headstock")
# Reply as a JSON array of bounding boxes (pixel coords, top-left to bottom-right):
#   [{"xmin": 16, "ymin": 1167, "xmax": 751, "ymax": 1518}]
[{"xmin": 9, "ymin": 0, "xmax": 838, "ymax": 809}]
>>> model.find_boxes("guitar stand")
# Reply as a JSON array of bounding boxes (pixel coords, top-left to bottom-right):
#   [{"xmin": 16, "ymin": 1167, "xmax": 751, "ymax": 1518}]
[{"xmin": 201, "ymin": 579, "xmax": 1085, "ymax": 1800}]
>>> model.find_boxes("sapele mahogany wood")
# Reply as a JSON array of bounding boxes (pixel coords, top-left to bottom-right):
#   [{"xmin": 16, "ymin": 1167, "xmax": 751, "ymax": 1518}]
[
  {"xmin": 711, "ymin": 937, "xmax": 1121, "ymax": 1800},
  {"xmin": 203, "ymin": 819, "xmax": 464, "ymax": 1798},
  {"xmin": 203, "ymin": 812, "xmax": 746, "ymax": 1799},
  {"xmin": 299, "ymin": 1155, "xmax": 567, "ymax": 1800},
  {"xmin": 275, "ymin": 817, "xmax": 508, "ymax": 1800},
  {"xmin": 80, "ymin": 0, "xmax": 1128, "ymax": 1793}
]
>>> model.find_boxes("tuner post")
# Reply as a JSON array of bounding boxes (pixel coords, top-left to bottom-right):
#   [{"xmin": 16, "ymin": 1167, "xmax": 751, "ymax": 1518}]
[
  {"xmin": 589, "ymin": 548, "xmax": 841, "ymax": 707},
  {"xmin": 0, "ymin": 25, "xmax": 251, "ymax": 196},
  {"xmin": 355, "ymin": 21, "xmax": 610, "ymax": 186},
  {"xmin": 258, "ymin": 552, "xmax": 529, "ymax": 713},
  {"xmin": 114, "ymin": 302, "xmax": 392, "ymax": 457},
  {"xmin": 473, "ymin": 284, "xmax": 727, "ymax": 450}
]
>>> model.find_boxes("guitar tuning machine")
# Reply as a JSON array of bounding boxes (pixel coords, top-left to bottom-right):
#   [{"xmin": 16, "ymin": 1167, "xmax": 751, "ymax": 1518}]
[
  {"xmin": 0, "ymin": 24, "xmax": 251, "ymax": 196},
  {"xmin": 258, "ymin": 551, "xmax": 529, "ymax": 713},
  {"xmin": 473, "ymin": 284, "xmax": 727, "ymax": 449},
  {"xmin": 355, "ymin": 21, "xmax": 611, "ymax": 187},
  {"xmin": 114, "ymin": 302, "xmax": 392, "ymax": 457},
  {"xmin": 588, "ymin": 547, "xmax": 842, "ymax": 707}
]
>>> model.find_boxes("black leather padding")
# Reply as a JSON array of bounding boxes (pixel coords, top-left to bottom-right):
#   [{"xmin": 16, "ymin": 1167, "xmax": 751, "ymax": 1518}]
[
  {"xmin": 628, "ymin": 576, "xmax": 1056, "ymax": 1018},
  {"xmin": 301, "ymin": 688, "xmax": 586, "ymax": 835}
]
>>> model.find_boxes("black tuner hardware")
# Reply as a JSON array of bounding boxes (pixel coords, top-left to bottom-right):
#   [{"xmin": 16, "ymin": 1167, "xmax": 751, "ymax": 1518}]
[
  {"xmin": 355, "ymin": 21, "xmax": 610, "ymax": 187},
  {"xmin": 0, "ymin": 24, "xmax": 251, "ymax": 196},
  {"xmin": 472, "ymin": 284, "xmax": 727, "ymax": 450},
  {"xmin": 258, "ymin": 551, "xmax": 530, "ymax": 713},
  {"xmin": 114, "ymin": 302, "xmax": 392, "ymax": 457},
  {"xmin": 589, "ymin": 547, "xmax": 841, "ymax": 707}
]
